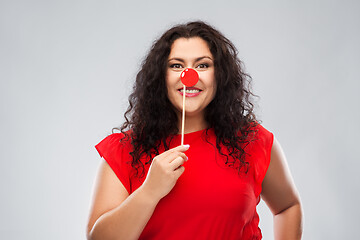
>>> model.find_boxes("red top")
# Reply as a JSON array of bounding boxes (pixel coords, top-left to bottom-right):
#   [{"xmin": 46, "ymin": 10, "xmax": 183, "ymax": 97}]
[{"xmin": 95, "ymin": 124, "xmax": 274, "ymax": 239}]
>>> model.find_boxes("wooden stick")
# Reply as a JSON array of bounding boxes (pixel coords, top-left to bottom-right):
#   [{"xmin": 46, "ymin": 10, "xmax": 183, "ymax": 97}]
[{"xmin": 181, "ymin": 85, "xmax": 186, "ymax": 146}]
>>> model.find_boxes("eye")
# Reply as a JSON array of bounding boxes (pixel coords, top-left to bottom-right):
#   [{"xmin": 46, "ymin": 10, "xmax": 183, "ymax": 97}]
[
  {"xmin": 170, "ymin": 64, "xmax": 183, "ymax": 69},
  {"xmin": 197, "ymin": 63, "xmax": 209, "ymax": 69}
]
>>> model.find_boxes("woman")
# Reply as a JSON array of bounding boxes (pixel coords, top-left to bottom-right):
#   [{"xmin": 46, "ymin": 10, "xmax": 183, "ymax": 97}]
[{"xmin": 87, "ymin": 21, "xmax": 303, "ymax": 239}]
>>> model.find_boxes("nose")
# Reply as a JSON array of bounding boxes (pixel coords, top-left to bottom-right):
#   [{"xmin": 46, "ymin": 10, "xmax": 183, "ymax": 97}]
[{"xmin": 180, "ymin": 68, "xmax": 199, "ymax": 87}]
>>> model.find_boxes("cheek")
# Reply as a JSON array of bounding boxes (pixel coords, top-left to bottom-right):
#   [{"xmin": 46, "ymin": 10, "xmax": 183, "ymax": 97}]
[
  {"xmin": 210, "ymin": 85, "xmax": 217, "ymax": 101},
  {"xmin": 207, "ymin": 74, "xmax": 217, "ymax": 99},
  {"xmin": 166, "ymin": 71, "xmax": 178, "ymax": 85},
  {"xmin": 165, "ymin": 77, "xmax": 177, "ymax": 101},
  {"xmin": 212, "ymin": 83, "xmax": 217, "ymax": 97},
  {"xmin": 165, "ymin": 73, "xmax": 173, "ymax": 93}
]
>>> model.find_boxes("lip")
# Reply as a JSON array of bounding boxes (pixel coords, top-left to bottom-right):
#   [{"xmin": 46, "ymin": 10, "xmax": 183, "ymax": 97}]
[
  {"xmin": 178, "ymin": 87, "xmax": 202, "ymax": 97},
  {"xmin": 177, "ymin": 86, "xmax": 202, "ymax": 91}
]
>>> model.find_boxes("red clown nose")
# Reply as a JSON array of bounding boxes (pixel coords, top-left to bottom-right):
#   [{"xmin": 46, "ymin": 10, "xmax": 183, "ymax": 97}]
[{"xmin": 180, "ymin": 68, "xmax": 199, "ymax": 87}]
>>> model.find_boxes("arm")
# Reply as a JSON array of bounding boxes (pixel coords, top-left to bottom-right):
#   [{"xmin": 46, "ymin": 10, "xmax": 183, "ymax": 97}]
[
  {"xmin": 86, "ymin": 145, "xmax": 189, "ymax": 240},
  {"xmin": 261, "ymin": 137, "xmax": 304, "ymax": 240},
  {"xmin": 86, "ymin": 159, "xmax": 158, "ymax": 240}
]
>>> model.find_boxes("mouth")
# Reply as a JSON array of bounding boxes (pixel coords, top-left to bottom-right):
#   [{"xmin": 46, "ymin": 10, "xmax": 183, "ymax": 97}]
[{"xmin": 178, "ymin": 87, "xmax": 202, "ymax": 97}]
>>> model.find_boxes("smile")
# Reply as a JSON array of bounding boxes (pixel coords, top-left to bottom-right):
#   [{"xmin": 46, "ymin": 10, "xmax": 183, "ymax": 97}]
[
  {"xmin": 178, "ymin": 87, "xmax": 202, "ymax": 97},
  {"xmin": 180, "ymin": 89, "xmax": 200, "ymax": 93}
]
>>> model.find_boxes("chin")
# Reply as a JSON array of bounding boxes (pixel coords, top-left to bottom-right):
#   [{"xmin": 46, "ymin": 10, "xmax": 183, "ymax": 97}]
[{"xmin": 184, "ymin": 109, "xmax": 203, "ymax": 117}]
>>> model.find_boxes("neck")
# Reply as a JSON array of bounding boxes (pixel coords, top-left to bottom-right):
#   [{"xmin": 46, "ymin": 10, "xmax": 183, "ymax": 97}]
[{"xmin": 177, "ymin": 112, "xmax": 208, "ymax": 134}]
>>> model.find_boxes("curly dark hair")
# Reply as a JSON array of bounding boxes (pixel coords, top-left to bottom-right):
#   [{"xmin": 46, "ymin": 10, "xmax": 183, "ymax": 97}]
[{"xmin": 114, "ymin": 21, "xmax": 260, "ymax": 178}]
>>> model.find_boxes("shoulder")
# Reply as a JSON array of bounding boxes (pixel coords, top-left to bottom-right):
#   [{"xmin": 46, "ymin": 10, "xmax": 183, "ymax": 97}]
[
  {"xmin": 94, "ymin": 131, "xmax": 134, "ymax": 195},
  {"xmin": 95, "ymin": 131, "xmax": 133, "ymax": 156},
  {"xmin": 253, "ymin": 122, "xmax": 272, "ymax": 136},
  {"xmin": 98, "ymin": 130, "xmax": 132, "ymax": 145},
  {"xmin": 246, "ymin": 123, "xmax": 275, "ymax": 195},
  {"xmin": 247, "ymin": 122, "xmax": 274, "ymax": 148}
]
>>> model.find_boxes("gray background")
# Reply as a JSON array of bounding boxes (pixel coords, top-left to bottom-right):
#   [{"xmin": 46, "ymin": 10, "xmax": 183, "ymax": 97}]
[{"xmin": 1, "ymin": 0, "xmax": 359, "ymax": 239}]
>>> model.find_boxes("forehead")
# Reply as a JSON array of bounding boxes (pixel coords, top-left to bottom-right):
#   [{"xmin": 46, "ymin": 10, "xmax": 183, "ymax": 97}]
[{"xmin": 168, "ymin": 37, "xmax": 212, "ymax": 59}]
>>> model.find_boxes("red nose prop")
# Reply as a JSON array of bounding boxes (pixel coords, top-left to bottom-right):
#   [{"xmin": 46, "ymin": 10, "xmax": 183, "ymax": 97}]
[{"xmin": 180, "ymin": 68, "xmax": 199, "ymax": 87}]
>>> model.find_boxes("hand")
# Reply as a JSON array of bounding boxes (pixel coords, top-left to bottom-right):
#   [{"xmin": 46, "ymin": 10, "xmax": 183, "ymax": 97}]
[{"xmin": 141, "ymin": 144, "xmax": 190, "ymax": 201}]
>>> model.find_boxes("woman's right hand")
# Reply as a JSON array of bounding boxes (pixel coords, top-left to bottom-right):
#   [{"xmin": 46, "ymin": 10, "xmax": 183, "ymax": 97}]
[{"xmin": 141, "ymin": 144, "xmax": 190, "ymax": 201}]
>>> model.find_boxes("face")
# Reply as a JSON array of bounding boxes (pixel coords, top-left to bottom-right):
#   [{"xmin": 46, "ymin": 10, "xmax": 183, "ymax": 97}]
[{"xmin": 166, "ymin": 37, "xmax": 216, "ymax": 119}]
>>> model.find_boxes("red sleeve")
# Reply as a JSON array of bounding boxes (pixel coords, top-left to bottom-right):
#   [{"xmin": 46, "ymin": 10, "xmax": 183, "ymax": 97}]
[
  {"xmin": 95, "ymin": 133, "xmax": 132, "ymax": 194},
  {"xmin": 251, "ymin": 124, "xmax": 274, "ymax": 197}
]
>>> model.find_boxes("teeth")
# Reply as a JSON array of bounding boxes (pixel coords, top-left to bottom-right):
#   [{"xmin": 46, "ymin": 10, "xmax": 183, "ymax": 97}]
[{"xmin": 180, "ymin": 89, "xmax": 200, "ymax": 93}]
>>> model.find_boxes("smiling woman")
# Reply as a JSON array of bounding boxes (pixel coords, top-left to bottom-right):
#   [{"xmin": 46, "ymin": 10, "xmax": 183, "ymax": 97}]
[
  {"xmin": 87, "ymin": 21, "xmax": 303, "ymax": 240},
  {"xmin": 166, "ymin": 37, "xmax": 216, "ymax": 124}
]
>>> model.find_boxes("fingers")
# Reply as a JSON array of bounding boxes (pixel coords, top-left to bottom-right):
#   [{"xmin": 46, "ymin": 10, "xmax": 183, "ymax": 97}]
[
  {"xmin": 158, "ymin": 144, "xmax": 190, "ymax": 159},
  {"xmin": 144, "ymin": 145, "xmax": 189, "ymax": 200},
  {"xmin": 173, "ymin": 166, "xmax": 185, "ymax": 179},
  {"xmin": 153, "ymin": 145, "xmax": 189, "ymax": 164},
  {"xmin": 175, "ymin": 144, "xmax": 190, "ymax": 152},
  {"xmin": 150, "ymin": 144, "xmax": 189, "ymax": 178},
  {"xmin": 170, "ymin": 156, "xmax": 187, "ymax": 170},
  {"xmin": 152, "ymin": 151, "xmax": 187, "ymax": 171},
  {"xmin": 166, "ymin": 151, "xmax": 187, "ymax": 163}
]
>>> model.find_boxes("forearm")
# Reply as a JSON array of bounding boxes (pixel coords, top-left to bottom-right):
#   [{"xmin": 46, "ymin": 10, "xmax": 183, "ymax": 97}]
[
  {"xmin": 273, "ymin": 202, "xmax": 303, "ymax": 240},
  {"xmin": 88, "ymin": 186, "xmax": 159, "ymax": 240}
]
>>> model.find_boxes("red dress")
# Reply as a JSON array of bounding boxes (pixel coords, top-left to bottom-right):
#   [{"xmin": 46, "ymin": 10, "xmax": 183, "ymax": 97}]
[{"xmin": 95, "ymin": 124, "xmax": 273, "ymax": 239}]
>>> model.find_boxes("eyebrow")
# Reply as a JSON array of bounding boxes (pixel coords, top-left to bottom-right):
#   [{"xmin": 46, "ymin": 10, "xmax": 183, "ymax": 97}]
[{"xmin": 167, "ymin": 56, "xmax": 213, "ymax": 62}]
